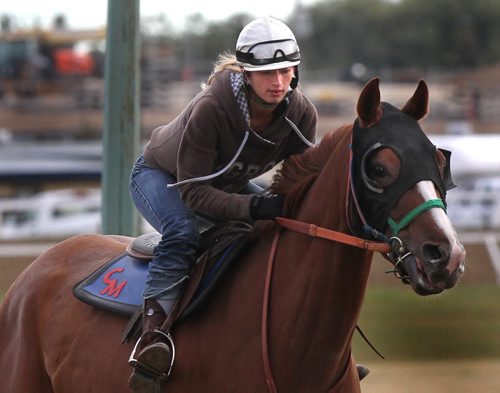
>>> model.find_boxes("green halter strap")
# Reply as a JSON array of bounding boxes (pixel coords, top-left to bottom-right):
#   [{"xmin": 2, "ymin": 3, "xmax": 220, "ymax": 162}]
[{"xmin": 388, "ymin": 199, "xmax": 446, "ymax": 236}]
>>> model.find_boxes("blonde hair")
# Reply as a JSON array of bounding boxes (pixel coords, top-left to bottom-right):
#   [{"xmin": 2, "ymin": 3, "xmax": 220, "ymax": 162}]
[{"xmin": 202, "ymin": 52, "xmax": 241, "ymax": 89}]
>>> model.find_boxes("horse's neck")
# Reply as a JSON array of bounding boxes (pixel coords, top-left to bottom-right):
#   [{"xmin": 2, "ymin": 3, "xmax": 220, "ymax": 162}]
[
  {"xmin": 184, "ymin": 128, "xmax": 372, "ymax": 389},
  {"xmin": 262, "ymin": 223, "xmax": 372, "ymax": 388},
  {"xmin": 298, "ymin": 127, "xmax": 353, "ymax": 232},
  {"xmin": 263, "ymin": 130, "xmax": 372, "ymax": 385}
]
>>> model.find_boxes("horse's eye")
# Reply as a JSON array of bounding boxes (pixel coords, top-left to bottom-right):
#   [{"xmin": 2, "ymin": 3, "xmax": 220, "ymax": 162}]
[
  {"xmin": 361, "ymin": 147, "xmax": 400, "ymax": 190},
  {"xmin": 366, "ymin": 164, "xmax": 387, "ymax": 180}
]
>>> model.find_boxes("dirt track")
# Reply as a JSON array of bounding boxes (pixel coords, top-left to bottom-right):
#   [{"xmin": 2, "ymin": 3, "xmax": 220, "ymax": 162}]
[{"xmin": 361, "ymin": 359, "xmax": 500, "ymax": 393}]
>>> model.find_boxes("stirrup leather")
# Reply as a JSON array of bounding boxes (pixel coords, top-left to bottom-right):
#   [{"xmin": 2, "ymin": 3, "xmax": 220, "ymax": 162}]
[{"xmin": 128, "ymin": 330, "xmax": 176, "ymax": 379}]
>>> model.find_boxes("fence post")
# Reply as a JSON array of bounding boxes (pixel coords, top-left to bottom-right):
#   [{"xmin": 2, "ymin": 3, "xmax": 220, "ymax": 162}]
[{"xmin": 102, "ymin": 0, "xmax": 141, "ymax": 235}]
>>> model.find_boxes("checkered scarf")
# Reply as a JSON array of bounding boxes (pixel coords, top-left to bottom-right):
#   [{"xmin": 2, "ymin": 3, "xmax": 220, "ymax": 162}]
[{"xmin": 230, "ymin": 72, "xmax": 250, "ymax": 125}]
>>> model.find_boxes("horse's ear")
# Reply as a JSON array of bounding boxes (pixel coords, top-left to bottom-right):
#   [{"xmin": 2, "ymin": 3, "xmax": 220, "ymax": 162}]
[
  {"xmin": 357, "ymin": 77, "xmax": 383, "ymax": 128},
  {"xmin": 401, "ymin": 80, "xmax": 429, "ymax": 121}
]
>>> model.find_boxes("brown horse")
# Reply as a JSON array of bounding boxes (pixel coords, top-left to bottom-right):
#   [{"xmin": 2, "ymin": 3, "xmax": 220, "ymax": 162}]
[{"xmin": 0, "ymin": 78, "xmax": 465, "ymax": 393}]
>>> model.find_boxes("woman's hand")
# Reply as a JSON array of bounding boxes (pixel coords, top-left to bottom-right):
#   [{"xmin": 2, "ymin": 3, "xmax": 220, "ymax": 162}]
[{"xmin": 249, "ymin": 195, "xmax": 285, "ymax": 220}]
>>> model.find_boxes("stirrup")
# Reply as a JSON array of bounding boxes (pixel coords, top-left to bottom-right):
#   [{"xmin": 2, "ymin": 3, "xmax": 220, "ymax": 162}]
[{"xmin": 129, "ymin": 330, "xmax": 176, "ymax": 379}]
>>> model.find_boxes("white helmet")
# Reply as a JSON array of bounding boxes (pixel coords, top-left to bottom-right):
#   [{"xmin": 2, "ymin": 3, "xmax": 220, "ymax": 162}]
[{"xmin": 236, "ymin": 16, "xmax": 301, "ymax": 72}]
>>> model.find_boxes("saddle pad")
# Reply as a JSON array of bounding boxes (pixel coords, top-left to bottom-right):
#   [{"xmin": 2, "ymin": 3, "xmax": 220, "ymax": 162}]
[
  {"xmin": 73, "ymin": 254, "xmax": 146, "ymax": 317},
  {"xmin": 73, "ymin": 236, "xmax": 250, "ymax": 318}
]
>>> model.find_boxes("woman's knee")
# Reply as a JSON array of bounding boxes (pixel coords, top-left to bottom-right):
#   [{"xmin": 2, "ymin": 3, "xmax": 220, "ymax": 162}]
[{"xmin": 162, "ymin": 211, "xmax": 200, "ymax": 243}]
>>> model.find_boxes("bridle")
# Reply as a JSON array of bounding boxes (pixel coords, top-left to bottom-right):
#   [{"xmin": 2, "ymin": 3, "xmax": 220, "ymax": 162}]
[
  {"xmin": 346, "ymin": 140, "xmax": 447, "ymax": 280},
  {"xmin": 261, "ymin": 217, "xmax": 391, "ymax": 393},
  {"xmin": 272, "ymin": 197, "xmax": 446, "ymax": 283}
]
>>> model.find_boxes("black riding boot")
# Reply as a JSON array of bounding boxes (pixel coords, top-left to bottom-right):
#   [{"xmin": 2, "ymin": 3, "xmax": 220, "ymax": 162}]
[{"xmin": 128, "ymin": 299, "xmax": 173, "ymax": 393}]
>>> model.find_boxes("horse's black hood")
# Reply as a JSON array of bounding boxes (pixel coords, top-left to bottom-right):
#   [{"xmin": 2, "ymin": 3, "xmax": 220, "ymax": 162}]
[{"xmin": 351, "ymin": 102, "xmax": 452, "ymax": 233}]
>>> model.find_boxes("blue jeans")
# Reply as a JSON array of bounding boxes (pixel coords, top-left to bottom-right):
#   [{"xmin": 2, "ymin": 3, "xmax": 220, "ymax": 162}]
[{"xmin": 129, "ymin": 156, "xmax": 199, "ymax": 300}]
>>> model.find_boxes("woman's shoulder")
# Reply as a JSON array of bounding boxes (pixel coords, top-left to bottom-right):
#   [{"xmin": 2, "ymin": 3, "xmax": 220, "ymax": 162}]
[
  {"xmin": 209, "ymin": 68, "xmax": 242, "ymax": 98},
  {"xmin": 290, "ymin": 88, "xmax": 315, "ymax": 108},
  {"xmin": 199, "ymin": 69, "xmax": 245, "ymax": 119},
  {"xmin": 287, "ymin": 89, "xmax": 318, "ymax": 120},
  {"xmin": 180, "ymin": 76, "xmax": 240, "ymax": 129}
]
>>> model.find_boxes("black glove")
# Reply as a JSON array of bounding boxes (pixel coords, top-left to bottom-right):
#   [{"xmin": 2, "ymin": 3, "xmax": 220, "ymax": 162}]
[{"xmin": 249, "ymin": 195, "xmax": 285, "ymax": 220}]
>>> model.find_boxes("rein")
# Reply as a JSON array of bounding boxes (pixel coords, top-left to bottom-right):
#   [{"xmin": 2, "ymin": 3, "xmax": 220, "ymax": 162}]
[
  {"xmin": 261, "ymin": 218, "xmax": 391, "ymax": 393},
  {"xmin": 275, "ymin": 217, "xmax": 391, "ymax": 253}
]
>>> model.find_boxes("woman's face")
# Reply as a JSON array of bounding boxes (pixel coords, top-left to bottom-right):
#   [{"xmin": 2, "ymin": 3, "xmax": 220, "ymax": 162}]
[{"xmin": 246, "ymin": 67, "xmax": 295, "ymax": 105}]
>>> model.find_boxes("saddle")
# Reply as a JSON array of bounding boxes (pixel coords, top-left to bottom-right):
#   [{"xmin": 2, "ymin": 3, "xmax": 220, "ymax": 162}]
[{"xmin": 73, "ymin": 220, "xmax": 254, "ymax": 326}]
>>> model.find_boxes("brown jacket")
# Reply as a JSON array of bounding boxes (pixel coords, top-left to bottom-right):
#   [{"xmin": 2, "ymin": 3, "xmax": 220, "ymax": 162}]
[{"xmin": 143, "ymin": 68, "xmax": 317, "ymax": 220}]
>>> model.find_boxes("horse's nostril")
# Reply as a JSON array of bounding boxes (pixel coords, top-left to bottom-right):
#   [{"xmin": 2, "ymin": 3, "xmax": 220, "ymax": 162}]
[{"xmin": 422, "ymin": 243, "xmax": 448, "ymax": 264}]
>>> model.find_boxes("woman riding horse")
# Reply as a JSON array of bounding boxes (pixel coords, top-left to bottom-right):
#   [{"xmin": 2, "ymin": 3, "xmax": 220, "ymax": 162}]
[
  {"xmin": 128, "ymin": 16, "xmax": 317, "ymax": 391},
  {"xmin": 0, "ymin": 77, "xmax": 465, "ymax": 392}
]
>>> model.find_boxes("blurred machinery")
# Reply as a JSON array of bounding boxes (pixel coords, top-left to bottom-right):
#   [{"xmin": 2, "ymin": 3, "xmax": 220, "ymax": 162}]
[{"xmin": 0, "ymin": 23, "xmax": 105, "ymax": 105}]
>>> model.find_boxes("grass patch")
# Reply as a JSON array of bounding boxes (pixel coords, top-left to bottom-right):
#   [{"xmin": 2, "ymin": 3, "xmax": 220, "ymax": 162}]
[{"xmin": 353, "ymin": 284, "xmax": 500, "ymax": 361}]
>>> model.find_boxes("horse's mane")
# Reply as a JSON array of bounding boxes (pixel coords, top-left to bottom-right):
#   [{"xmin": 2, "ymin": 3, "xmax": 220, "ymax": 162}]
[{"xmin": 269, "ymin": 125, "xmax": 352, "ymax": 215}]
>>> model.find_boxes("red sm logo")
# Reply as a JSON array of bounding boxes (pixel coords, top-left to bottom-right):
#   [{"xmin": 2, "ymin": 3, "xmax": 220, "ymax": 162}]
[{"xmin": 100, "ymin": 267, "xmax": 128, "ymax": 298}]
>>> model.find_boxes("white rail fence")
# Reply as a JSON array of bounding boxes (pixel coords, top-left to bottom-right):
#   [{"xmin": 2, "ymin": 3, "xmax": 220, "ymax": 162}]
[
  {"xmin": 458, "ymin": 231, "xmax": 500, "ymax": 284},
  {"xmin": 0, "ymin": 232, "xmax": 499, "ymax": 284}
]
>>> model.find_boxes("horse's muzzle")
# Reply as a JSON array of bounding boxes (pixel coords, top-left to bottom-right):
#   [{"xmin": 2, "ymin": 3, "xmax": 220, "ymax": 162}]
[{"xmin": 401, "ymin": 241, "xmax": 466, "ymax": 296}]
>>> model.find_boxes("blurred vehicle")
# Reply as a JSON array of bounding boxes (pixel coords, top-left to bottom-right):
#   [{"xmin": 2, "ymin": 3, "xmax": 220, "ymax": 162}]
[
  {"xmin": 0, "ymin": 189, "xmax": 101, "ymax": 240},
  {"xmin": 446, "ymin": 175, "xmax": 500, "ymax": 230},
  {"xmin": 0, "ymin": 26, "xmax": 105, "ymax": 101},
  {"xmin": 0, "ymin": 23, "xmax": 176, "ymax": 137}
]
